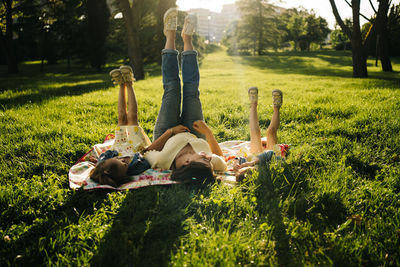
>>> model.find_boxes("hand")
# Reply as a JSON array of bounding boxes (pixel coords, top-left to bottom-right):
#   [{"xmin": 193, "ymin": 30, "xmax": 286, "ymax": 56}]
[
  {"xmin": 192, "ymin": 120, "xmax": 212, "ymax": 135},
  {"xmin": 170, "ymin": 125, "xmax": 189, "ymax": 135},
  {"xmin": 235, "ymin": 166, "xmax": 256, "ymax": 182},
  {"xmin": 233, "ymin": 161, "xmax": 256, "ymax": 172}
]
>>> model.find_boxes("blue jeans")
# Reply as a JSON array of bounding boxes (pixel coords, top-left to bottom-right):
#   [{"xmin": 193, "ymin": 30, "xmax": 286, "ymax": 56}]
[{"xmin": 153, "ymin": 49, "xmax": 204, "ymax": 140}]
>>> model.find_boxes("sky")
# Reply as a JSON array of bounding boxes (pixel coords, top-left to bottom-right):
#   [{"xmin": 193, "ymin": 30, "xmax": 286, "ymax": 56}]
[{"xmin": 176, "ymin": 0, "xmax": 400, "ymax": 28}]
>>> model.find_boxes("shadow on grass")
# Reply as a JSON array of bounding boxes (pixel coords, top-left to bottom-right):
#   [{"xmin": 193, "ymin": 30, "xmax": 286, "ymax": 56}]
[
  {"xmin": 239, "ymin": 51, "xmax": 400, "ymax": 85},
  {"xmin": 254, "ymin": 159, "xmax": 349, "ymax": 264},
  {"xmin": 255, "ymin": 163, "xmax": 296, "ymax": 265},
  {"xmin": 0, "ymin": 81, "xmax": 109, "ymax": 110},
  {"xmin": 91, "ymin": 185, "xmax": 203, "ymax": 267},
  {"xmin": 1, "ymin": 190, "xmax": 107, "ymax": 266}
]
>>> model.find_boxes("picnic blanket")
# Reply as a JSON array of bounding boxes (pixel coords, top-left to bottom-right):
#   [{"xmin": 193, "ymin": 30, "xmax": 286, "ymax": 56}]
[{"xmin": 68, "ymin": 135, "xmax": 289, "ymax": 190}]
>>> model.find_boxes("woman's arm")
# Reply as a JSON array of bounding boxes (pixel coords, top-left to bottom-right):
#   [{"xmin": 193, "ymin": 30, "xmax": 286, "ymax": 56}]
[
  {"xmin": 193, "ymin": 120, "xmax": 223, "ymax": 156},
  {"xmin": 144, "ymin": 125, "xmax": 189, "ymax": 152}
]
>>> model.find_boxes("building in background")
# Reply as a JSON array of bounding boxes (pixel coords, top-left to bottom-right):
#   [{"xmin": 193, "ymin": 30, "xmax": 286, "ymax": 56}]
[{"xmin": 188, "ymin": 3, "xmax": 240, "ymax": 43}]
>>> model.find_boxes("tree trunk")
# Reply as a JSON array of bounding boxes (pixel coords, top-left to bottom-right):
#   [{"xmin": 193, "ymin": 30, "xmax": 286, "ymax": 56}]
[
  {"xmin": 351, "ymin": 39, "xmax": 368, "ymax": 77},
  {"xmin": 376, "ymin": 0, "xmax": 393, "ymax": 72},
  {"xmin": 329, "ymin": 0, "xmax": 368, "ymax": 77},
  {"xmin": 2, "ymin": 0, "xmax": 18, "ymax": 74},
  {"xmin": 118, "ymin": 0, "xmax": 144, "ymax": 80},
  {"xmin": 351, "ymin": 0, "xmax": 368, "ymax": 77}
]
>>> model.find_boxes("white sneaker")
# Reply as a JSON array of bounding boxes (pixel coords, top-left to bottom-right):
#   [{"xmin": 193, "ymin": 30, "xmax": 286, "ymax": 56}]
[
  {"xmin": 109, "ymin": 69, "xmax": 123, "ymax": 85},
  {"xmin": 120, "ymin": 65, "xmax": 135, "ymax": 83},
  {"xmin": 248, "ymin": 87, "xmax": 258, "ymax": 104},
  {"xmin": 182, "ymin": 14, "xmax": 197, "ymax": 36},
  {"xmin": 163, "ymin": 8, "xmax": 178, "ymax": 34},
  {"xmin": 272, "ymin": 89, "xmax": 283, "ymax": 108}
]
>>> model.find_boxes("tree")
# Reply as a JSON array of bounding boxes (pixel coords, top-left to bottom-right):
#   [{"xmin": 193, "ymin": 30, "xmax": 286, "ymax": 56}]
[
  {"xmin": 237, "ymin": 0, "xmax": 277, "ymax": 55},
  {"xmin": 331, "ymin": 19, "xmax": 352, "ymax": 50},
  {"xmin": 284, "ymin": 9, "xmax": 307, "ymax": 51},
  {"xmin": 0, "ymin": 0, "xmax": 19, "ymax": 73},
  {"xmin": 86, "ymin": 0, "xmax": 110, "ymax": 71},
  {"xmin": 329, "ymin": 0, "xmax": 368, "ymax": 77},
  {"xmin": 387, "ymin": 3, "xmax": 400, "ymax": 56},
  {"xmin": 364, "ymin": 0, "xmax": 393, "ymax": 72}
]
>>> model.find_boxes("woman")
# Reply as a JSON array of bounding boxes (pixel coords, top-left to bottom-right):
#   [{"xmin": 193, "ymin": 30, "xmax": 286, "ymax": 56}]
[{"xmin": 142, "ymin": 8, "xmax": 227, "ymax": 184}]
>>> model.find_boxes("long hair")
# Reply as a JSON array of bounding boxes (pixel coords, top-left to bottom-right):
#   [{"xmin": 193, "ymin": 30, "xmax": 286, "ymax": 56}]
[
  {"xmin": 89, "ymin": 160, "xmax": 128, "ymax": 187},
  {"xmin": 170, "ymin": 161, "xmax": 216, "ymax": 184}
]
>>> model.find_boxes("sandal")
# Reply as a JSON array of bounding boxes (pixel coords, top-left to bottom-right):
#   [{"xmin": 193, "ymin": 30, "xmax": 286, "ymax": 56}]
[
  {"xmin": 248, "ymin": 87, "xmax": 258, "ymax": 104},
  {"xmin": 163, "ymin": 8, "xmax": 178, "ymax": 34},
  {"xmin": 120, "ymin": 65, "xmax": 135, "ymax": 83},
  {"xmin": 109, "ymin": 69, "xmax": 123, "ymax": 85},
  {"xmin": 272, "ymin": 89, "xmax": 283, "ymax": 108}
]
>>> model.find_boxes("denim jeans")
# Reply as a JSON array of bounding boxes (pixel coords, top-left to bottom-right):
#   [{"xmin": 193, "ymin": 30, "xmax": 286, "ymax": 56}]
[{"xmin": 153, "ymin": 49, "xmax": 204, "ymax": 140}]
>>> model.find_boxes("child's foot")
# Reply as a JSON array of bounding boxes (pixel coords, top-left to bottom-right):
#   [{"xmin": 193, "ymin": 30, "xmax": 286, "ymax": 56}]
[
  {"xmin": 181, "ymin": 14, "xmax": 197, "ymax": 37},
  {"xmin": 109, "ymin": 69, "xmax": 123, "ymax": 85},
  {"xmin": 120, "ymin": 65, "xmax": 135, "ymax": 83},
  {"xmin": 272, "ymin": 89, "xmax": 283, "ymax": 108},
  {"xmin": 163, "ymin": 7, "xmax": 178, "ymax": 35},
  {"xmin": 248, "ymin": 87, "xmax": 258, "ymax": 105}
]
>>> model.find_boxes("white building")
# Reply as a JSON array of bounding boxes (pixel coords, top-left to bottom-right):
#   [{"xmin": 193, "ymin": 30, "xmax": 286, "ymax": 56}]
[{"xmin": 188, "ymin": 3, "xmax": 240, "ymax": 42}]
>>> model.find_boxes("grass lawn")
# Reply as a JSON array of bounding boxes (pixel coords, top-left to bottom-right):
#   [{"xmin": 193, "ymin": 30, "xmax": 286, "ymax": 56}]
[{"xmin": 1, "ymin": 49, "xmax": 400, "ymax": 266}]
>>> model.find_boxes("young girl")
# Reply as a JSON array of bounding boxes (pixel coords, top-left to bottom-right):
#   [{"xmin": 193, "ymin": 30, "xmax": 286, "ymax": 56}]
[
  {"xmin": 232, "ymin": 88, "xmax": 284, "ymax": 181},
  {"xmin": 89, "ymin": 66, "xmax": 153, "ymax": 187}
]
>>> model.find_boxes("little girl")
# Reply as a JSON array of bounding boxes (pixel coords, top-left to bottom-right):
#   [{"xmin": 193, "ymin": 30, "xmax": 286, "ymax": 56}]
[
  {"xmin": 89, "ymin": 66, "xmax": 152, "ymax": 187},
  {"xmin": 232, "ymin": 88, "xmax": 285, "ymax": 181}
]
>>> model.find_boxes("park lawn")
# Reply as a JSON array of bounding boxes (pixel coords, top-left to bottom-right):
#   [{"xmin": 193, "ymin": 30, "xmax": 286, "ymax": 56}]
[{"xmin": 0, "ymin": 49, "xmax": 400, "ymax": 266}]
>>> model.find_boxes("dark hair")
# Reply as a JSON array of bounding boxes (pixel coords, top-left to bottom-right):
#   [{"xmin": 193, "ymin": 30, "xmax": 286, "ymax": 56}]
[
  {"xmin": 170, "ymin": 161, "xmax": 216, "ymax": 184},
  {"xmin": 89, "ymin": 160, "xmax": 128, "ymax": 187}
]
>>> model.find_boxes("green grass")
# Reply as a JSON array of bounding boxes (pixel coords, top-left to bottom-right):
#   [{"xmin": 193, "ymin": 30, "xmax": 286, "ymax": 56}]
[{"xmin": 1, "ymin": 49, "xmax": 400, "ymax": 266}]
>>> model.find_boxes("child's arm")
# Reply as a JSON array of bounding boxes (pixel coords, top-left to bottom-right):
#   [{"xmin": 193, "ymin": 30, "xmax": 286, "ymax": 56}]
[
  {"xmin": 144, "ymin": 125, "xmax": 189, "ymax": 152},
  {"xmin": 233, "ymin": 158, "xmax": 259, "ymax": 172},
  {"xmin": 193, "ymin": 120, "xmax": 223, "ymax": 156},
  {"xmin": 235, "ymin": 166, "xmax": 256, "ymax": 182}
]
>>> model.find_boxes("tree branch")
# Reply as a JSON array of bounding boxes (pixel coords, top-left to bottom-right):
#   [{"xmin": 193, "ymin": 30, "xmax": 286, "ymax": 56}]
[
  {"xmin": 369, "ymin": 0, "xmax": 377, "ymax": 14},
  {"xmin": 343, "ymin": 0, "xmax": 373, "ymax": 22},
  {"xmin": 343, "ymin": 0, "xmax": 352, "ymax": 9},
  {"xmin": 329, "ymin": 0, "xmax": 352, "ymax": 39}
]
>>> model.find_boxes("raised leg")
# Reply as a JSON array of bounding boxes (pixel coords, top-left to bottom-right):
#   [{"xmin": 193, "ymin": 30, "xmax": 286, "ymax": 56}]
[
  {"xmin": 126, "ymin": 82, "xmax": 138, "ymax": 125},
  {"xmin": 265, "ymin": 105, "xmax": 280, "ymax": 150},
  {"xmin": 117, "ymin": 83, "xmax": 128, "ymax": 126},
  {"xmin": 181, "ymin": 33, "xmax": 204, "ymax": 138},
  {"xmin": 153, "ymin": 29, "xmax": 182, "ymax": 140},
  {"xmin": 249, "ymin": 102, "xmax": 263, "ymax": 154}
]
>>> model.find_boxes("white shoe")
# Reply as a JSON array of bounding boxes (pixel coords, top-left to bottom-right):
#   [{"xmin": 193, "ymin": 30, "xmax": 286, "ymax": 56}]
[
  {"xmin": 163, "ymin": 8, "xmax": 178, "ymax": 34},
  {"xmin": 120, "ymin": 65, "xmax": 135, "ymax": 83},
  {"xmin": 109, "ymin": 69, "xmax": 123, "ymax": 85},
  {"xmin": 182, "ymin": 14, "xmax": 197, "ymax": 36},
  {"xmin": 272, "ymin": 89, "xmax": 283, "ymax": 108},
  {"xmin": 248, "ymin": 87, "xmax": 258, "ymax": 104}
]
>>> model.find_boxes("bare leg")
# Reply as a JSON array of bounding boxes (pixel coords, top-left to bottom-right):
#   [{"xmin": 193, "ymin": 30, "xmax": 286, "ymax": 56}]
[
  {"xmin": 182, "ymin": 34, "xmax": 194, "ymax": 51},
  {"xmin": 250, "ymin": 101, "xmax": 263, "ymax": 154},
  {"xmin": 126, "ymin": 82, "xmax": 138, "ymax": 125},
  {"xmin": 164, "ymin": 30, "xmax": 176, "ymax": 50},
  {"xmin": 117, "ymin": 84, "xmax": 128, "ymax": 126},
  {"xmin": 265, "ymin": 106, "xmax": 280, "ymax": 150}
]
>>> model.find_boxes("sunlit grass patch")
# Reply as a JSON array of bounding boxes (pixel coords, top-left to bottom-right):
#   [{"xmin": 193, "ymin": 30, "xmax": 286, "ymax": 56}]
[{"xmin": 1, "ymin": 49, "xmax": 400, "ymax": 265}]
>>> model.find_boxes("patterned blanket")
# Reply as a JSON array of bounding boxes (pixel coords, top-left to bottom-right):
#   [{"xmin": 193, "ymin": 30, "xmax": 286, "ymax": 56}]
[{"xmin": 68, "ymin": 135, "xmax": 288, "ymax": 190}]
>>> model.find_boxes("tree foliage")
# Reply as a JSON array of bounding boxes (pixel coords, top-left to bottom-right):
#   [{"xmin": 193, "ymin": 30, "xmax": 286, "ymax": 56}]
[
  {"xmin": 223, "ymin": 2, "xmax": 330, "ymax": 55},
  {"xmin": 331, "ymin": 19, "xmax": 352, "ymax": 50}
]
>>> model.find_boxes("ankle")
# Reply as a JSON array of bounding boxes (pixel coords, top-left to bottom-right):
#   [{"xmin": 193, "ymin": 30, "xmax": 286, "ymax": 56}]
[
  {"xmin": 250, "ymin": 103, "xmax": 258, "ymax": 108},
  {"xmin": 182, "ymin": 34, "xmax": 192, "ymax": 43},
  {"xmin": 164, "ymin": 30, "xmax": 176, "ymax": 38}
]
